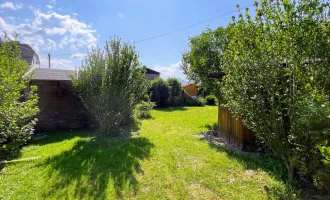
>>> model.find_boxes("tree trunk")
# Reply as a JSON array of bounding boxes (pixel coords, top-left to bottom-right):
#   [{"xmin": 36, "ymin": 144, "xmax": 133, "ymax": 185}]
[{"xmin": 284, "ymin": 158, "xmax": 295, "ymax": 181}]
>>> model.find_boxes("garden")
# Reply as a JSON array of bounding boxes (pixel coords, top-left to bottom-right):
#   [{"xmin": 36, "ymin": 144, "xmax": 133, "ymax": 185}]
[
  {"xmin": 0, "ymin": 106, "xmax": 299, "ymax": 199},
  {"xmin": 0, "ymin": 0, "xmax": 330, "ymax": 199}
]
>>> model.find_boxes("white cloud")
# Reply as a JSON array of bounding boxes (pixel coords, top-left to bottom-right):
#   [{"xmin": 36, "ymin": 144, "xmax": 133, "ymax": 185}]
[
  {"xmin": 0, "ymin": 2, "xmax": 23, "ymax": 10},
  {"xmin": 46, "ymin": 5, "xmax": 53, "ymax": 9},
  {"xmin": 21, "ymin": 35, "xmax": 45, "ymax": 52},
  {"xmin": 70, "ymin": 53, "xmax": 85, "ymax": 59},
  {"xmin": 35, "ymin": 10, "xmax": 98, "ymax": 49},
  {"xmin": 44, "ymin": 39, "xmax": 56, "ymax": 50},
  {"xmin": 40, "ymin": 58, "xmax": 75, "ymax": 70},
  {"xmin": 0, "ymin": 8, "xmax": 97, "ymax": 70},
  {"xmin": 44, "ymin": 27, "xmax": 67, "ymax": 35},
  {"xmin": 118, "ymin": 13, "xmax": 124, "ymax": 18},
  {"xmin": 49, "ymin": 0, "xmax": 56, "ymax": 5},
  {"xmin": 72, "ymin": 12, "xmax": 78, "ymax": 16},
  {"xmin": 153, "ymin": 61, "xmax": 187, "ymax": 81}
]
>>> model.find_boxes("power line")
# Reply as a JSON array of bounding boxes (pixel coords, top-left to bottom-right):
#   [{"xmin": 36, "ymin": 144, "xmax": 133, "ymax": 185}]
[
  {"xmin": 29, "ymin": 4, "xmax": 254, "ymax": 57},
  {"xmin": 133, "ymin": 4, "xmax": 254, "ymax": 44}
]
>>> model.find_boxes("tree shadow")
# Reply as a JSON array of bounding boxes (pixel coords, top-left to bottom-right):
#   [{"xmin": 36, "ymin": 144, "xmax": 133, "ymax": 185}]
[
  {"xmin": 154, "ymin": 106, "xmax": 188, "ymax": 112},
  {"xmin": 42, "ymin": 136, "xmax": 154, "ymax": 199},
  {"xmin": 203, "ymin": 122, "xmax": 219, "ymax": 131},
  {"xmin": 29, "ymin": 131, "xmax": 93, "ymax": 146},
  {"xmin": 206, "ymin": 142, "xmax": 303, "ymax": 199}
]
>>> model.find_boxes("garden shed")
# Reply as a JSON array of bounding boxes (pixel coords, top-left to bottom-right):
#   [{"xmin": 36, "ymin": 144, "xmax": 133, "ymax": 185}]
[{"xmin": 27, "ymin": 68, "xmax": 92, "ymax": 131}]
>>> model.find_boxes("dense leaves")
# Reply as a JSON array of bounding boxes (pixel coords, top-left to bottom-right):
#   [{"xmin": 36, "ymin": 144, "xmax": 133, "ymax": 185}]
[
  {"xmin": 222, "ymin": 0, "xmax": 330, "ymax": 190},
  {"xmin": 167, "ymin": 78, "xmax": 183, "ymax": 106},
  {"xmin": 72, "ymin": 37, "xmax": 148, "ymax": 136},
  {"xmin": 0, "ymin": 40, "xmax": 39, "ymax": 152},
  {"xmin": 205, "ymin": 95, "xmax": 217, "ymax": 105},
  {"xmin": 181, "ymin": 27, "xmax": 229, "ymax": 96},
  {"xmin": 149, "ymin": 77, "xmax": 169, "ymax": 107}
]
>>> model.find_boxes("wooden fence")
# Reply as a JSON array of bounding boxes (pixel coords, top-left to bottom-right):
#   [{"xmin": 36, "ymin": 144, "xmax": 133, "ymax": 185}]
[{"xmin": 218, "ymin": 106, "xmax": 256, "ymax": 151}]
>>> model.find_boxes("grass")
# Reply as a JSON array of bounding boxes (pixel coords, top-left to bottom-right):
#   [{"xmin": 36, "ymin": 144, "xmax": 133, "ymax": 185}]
[{"xmin": 0, "ymin": 106, "xmax": 298, "ymax": 199}]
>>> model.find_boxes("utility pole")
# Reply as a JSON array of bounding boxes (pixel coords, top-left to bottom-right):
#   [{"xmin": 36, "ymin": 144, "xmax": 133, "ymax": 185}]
[{"xmin": 48, "ymin": 53, "xmax": 51, "ymax": 69}]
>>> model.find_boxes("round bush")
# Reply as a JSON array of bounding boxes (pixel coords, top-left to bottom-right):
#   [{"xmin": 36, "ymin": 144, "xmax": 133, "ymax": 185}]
[{"xmin": 205, "ymin": 95, "xmax": 217, "ymax": 105}]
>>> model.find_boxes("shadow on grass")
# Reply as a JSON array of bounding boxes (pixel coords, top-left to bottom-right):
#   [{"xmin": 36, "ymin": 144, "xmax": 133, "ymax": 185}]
[
  {"xmin": 42, "ymin": 135, "xmax": 154, "ymax": 199},
  {"xmin": 203, "ymin": 122, "xmax": 219, "ymax": 131},
  {"xmin": 154, "ymin": 106, "xmax": 188, "ymax": 112},
  {"xmin": 30, "ymin": 131, "xmax": 93, "ymax": 146},
  {"xmin": 207, "ymin": 142, "xmax": 302, "ymax": 199}
]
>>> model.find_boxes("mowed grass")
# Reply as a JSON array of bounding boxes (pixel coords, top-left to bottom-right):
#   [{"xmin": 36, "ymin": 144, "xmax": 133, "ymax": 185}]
[{"xmin": 0, "ymin": 106, "xmax": 296, "ymax": 199}]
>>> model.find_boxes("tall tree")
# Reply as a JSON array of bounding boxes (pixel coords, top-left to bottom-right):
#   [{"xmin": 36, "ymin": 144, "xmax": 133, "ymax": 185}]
[
  {"xmin": 72, "ymin": 37, "xmax": 148, "ymax": 136},
  {"xmin": 0, "ymin": 39, "xmax": 39, "ymax": 151},
  {"xmin": 181, "ymin": 27, "xmax": 229, "ymax": 96},
  {"xmin": 222, "ymin": 0, "xmax": 330, "ymax": 185}
]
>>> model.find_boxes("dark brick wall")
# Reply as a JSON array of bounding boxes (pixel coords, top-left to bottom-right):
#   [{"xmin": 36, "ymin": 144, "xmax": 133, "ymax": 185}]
[{"xmin": 30, "ymin": 80, "xmax": 94, "ymax": 132}]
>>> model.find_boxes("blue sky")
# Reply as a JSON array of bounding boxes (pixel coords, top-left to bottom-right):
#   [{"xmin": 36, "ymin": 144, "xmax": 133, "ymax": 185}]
[{"xmin": 0, "ymin": 0, "xmax": 254, "ymax": 81}]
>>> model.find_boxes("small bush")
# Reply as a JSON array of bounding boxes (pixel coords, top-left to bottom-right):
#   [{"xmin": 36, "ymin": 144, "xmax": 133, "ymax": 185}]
[
  {"xmin": 314, "ymin": 146, "xmax": 330, "ymax": 193},
  {"xmin": 205, "ymin": 95, "xmax": 217, "ymax": 105},
  {"xmin": 195, "ymin": 97, "xmax": 206, "ymax": 106},
  {"xmin": 134, "ymin": 101, "xmax": 155, "ymax": 119}
]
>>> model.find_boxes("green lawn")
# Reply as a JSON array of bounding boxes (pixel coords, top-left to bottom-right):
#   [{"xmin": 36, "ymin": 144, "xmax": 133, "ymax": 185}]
[{"xmin": 0, "ymin": 106, "xmax": 297, "ymax": 199}]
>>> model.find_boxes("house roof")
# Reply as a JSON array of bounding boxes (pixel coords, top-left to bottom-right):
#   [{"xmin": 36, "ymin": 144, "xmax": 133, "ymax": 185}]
[
  {"xmin": 146, "ymin": 67, "xmax": 160, "ymax": 74},
  {"xmin": 25, "ymin": 66, "xmax": 158, "ymax": 81},
  {"xmin": 18, "ymin": 43, "xmax": 40, "ymax": 66},
  {"xmin": 29, "ymin": 68, "xmax": 76, "ymax": 81}
]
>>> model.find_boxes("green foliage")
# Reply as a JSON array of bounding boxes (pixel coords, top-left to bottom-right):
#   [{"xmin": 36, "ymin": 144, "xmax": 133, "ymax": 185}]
[
  {"xmin": 314, "ymin": 145, "xmax": 330, "ymax": 193},
  {"xmin": 134, "ymin": 101, "xmax": 155, "ymax": 119},
  {"xmin": 149, "ymin": 77, "xmax": 169, "ymax": 107},
  {"xmin": 222, "ymin": 0, "xmax": 330, "ymax": 188},
  {"xmin": 167, "ymin": 77, "xmax": 183, "ymax": 106},
  {"xmin": 205, "ymin": 95, "xmax": 217, "ymax": 105},
  {"xmin": 181, "ymin": 27, "xmax": 228, "ymax": 96},
  {"xmin": 0, "ymin": 40, "xmax": 39, "ymax": 152},
  {"xmin": 72, "ymin": 37, "xmax": 148, "ymax": 136},
  {"xmin": 195, "ymin": 97, "xmax": 206, "ymax": 106}
]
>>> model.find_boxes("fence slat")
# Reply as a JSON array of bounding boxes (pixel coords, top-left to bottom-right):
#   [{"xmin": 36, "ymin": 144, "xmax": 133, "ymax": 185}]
[{"xmin": 218, "ymin": 105, "xmax": 256, "ymax": 151}]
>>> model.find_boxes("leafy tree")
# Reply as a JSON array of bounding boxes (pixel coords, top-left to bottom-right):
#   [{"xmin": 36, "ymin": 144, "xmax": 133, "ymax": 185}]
[
  {"xmin": 181, "ymin": 27, "xmax": 229, "ymax": 96},
  {"xmin": 72, "ymin": 37, "xmax": 148, "ymax": 136},
  {"xmin": 0, "ymin": 39, "xmax": 39, "ymax": 152},
  {"xmin": 167, "ymin": 78, "xmax": 183, "ymax": 106},
  {"xmin": 149, "ymin": 77, "xmax": 169, "ymax": 107},
  {"xmin": 222, "ymin": 0, "xmax": 330, "ymax": 187}
]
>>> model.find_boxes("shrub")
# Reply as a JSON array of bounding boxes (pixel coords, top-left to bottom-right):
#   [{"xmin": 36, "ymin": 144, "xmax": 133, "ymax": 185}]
[
  {"xmin": 314, "ymin": 146, "xmax": 330, "ymax": 193},
  {"xmin": 167, "ymin": 78, "xmax": 183, "ymax": 106},
  {"xmin": 222, "ymin": 0, "xmax": 330, "ymax": 185},
  {"xmin": 195, "ymin": 97, "xmax": 206, "ymax": 106},
  {"xmin": 72, "ymin": 37, "xmax": 148, "ymax": 136},
  {"xmin": 150, "ymin": 78, "xmax": 169, "ymax": 107},
  {"xmin": 205, "ymin": 95, "xmax": 217, "ymax": 105},
  {"xmin": 134, "ymin": 101, "xmax": 155, "ymax": 119},
  {"xmin": 0, "ymin": 39, "xmax": 39, "ymax": 153}
]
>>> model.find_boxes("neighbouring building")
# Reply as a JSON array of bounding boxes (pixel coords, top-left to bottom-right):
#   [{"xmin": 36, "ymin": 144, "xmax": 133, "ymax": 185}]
[
  {"xmin": 182, "ymin": 83, "xmax": 198, "ymax": 97},
  {"xmin": 145, "ymin": 68, "xmax": 160, "ymax": 81},
  {"xmin": 18, "ymin": 43, "xmax": 40, "ymax": 67}
]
